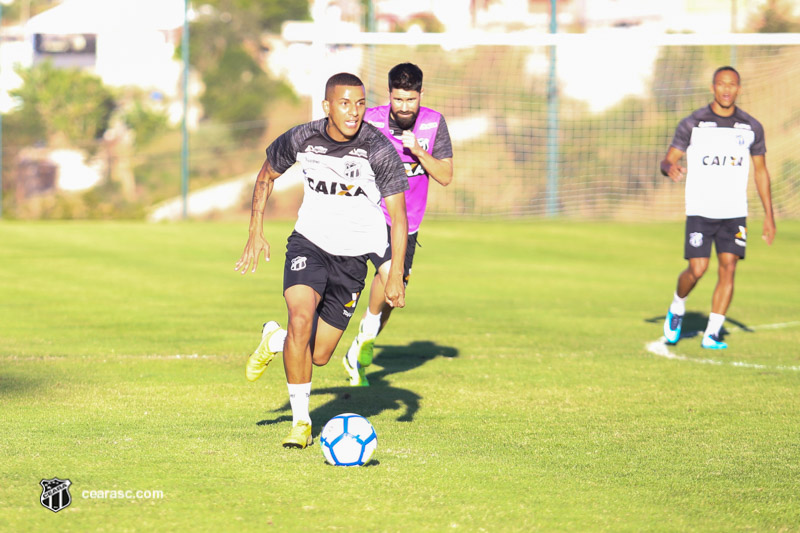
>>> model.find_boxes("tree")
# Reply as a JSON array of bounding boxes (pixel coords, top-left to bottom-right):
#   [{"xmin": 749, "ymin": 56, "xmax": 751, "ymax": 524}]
[
  {"xmin": 10, "ymin": 61, "xmax": 115, "ymax": 149},
  {"xmin": 199, "ymin": 0, "xmax": 309, "ymax": 35},
  {"xmin": 185, "ymin": 0, "xmax": 309, "ymax": 139},
  {"xmin": 750, "ymin": 0, "xmax": 800, "ymax": 33},
  {"xmin": 122, "ymin": 101, "xmax": 169, "ymax": 149},
  {"xmin": 199, "ymin": 45, "xmax": 290, "ymax": 137},
  {"xmin": 0, "ymin": 1, "xmax": 60, "ymax": 24}
]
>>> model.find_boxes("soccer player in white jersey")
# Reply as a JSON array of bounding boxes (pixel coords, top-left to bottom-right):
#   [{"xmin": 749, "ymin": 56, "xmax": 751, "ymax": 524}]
[
  {"xmin": 234, "ymin": 73, "xmax": 409, "ymax": 449},
  {"xmin": 342, "ymin": 63, "xmax": 454, "ymax": 387},
  {"xmin": 660, "ymin": 66, "xmax": 776, "ymax": 349}
]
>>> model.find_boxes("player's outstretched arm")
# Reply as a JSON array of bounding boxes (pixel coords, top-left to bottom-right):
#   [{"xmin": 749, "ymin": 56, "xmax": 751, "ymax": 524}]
[
  {"xmin": 235, "ymin": 158, "xmax": 281, "ymax": 275},
  {"xmin": 383, "ymin": 192, "xmax": 408, "ymax": 308},
  {"xmin": 752, "ymin": 154, "xmax": 776, "ymax": 245},
  {"xmin": 660, "ymin": 147, "xmax": 686, "ymax": 183},
  {"xmin": 401, "ymin": 130, "xmax": 453, "ymax": 186}
]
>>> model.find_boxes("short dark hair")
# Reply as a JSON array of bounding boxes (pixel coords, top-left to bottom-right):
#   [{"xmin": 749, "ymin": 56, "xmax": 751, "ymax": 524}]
[
  {"xmin": 712, "ymin": 66, "xmax": 740, "ymax": 85},
  {"xmin": 388, "ymin": 63, "xmax": 423, "ymax": 92},
  {"xmin": 325, "ymin": 72, "xmax": 364, "ymax": 100}
]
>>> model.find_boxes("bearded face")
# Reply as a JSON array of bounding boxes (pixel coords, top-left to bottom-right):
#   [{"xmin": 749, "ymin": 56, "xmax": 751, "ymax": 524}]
[{"xmin": 389, "ymin": 88, "xmax": 421, "ymax": 131}]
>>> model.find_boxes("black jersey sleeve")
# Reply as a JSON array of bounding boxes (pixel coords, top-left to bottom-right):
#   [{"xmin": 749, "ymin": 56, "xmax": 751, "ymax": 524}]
[
  {"xmin": 749, "ymin": 118, "xmax": 766, "ymax": 156},
  {"xmin": 367, "ymin": 127, "xmax": 409, "ymax": 198},
  {"xmin": 670, "ymin": 114, "xmax": 695, "ymax": 153},
  {"xmin": 431, "ymin": 115, "xmax": 454, "ymax": 159},
  {"xmin": 265, "ymin": 119, "xmax": 326, "ymax": 174}
]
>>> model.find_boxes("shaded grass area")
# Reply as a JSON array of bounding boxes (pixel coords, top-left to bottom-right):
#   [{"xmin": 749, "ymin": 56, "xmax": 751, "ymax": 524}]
[{"xmin": 1, "ymin": 219, "xmax": 799, "ymax": 532}]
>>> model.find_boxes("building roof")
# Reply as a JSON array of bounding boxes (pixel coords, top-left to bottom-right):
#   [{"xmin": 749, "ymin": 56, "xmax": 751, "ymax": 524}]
[{"xmin": 25, "ymin": 0, "xmax": 185, "ymax": 35}]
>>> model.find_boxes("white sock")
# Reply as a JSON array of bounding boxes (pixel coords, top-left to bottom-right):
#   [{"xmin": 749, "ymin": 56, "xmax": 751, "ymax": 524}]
[
  {"xmin": 267, "ymin": 328, "xmax": 287, "ymax": 353},
  {"xmin": 361, "ymin": 309, "xmax": 382, "ymax": 338},
  {"xmin": 705, "ymin": 313, "xmax": 725, "ymax": 337},
  {"xmin": 347, "ymin": 338, "xmax": 359, "ymax": 368},
  {"xmin": 287, "ymin": 382, "xmax": 311, "ymax": 426},
  {"xmin": 669, "ymin": 292, "xmax": 686, "ymax": 316}
]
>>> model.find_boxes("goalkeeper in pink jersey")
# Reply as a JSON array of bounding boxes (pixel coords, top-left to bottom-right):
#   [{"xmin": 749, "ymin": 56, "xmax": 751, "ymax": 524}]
[{"xmin": 343, "ymin": 63, "xmax": 454, "ymax": 387}]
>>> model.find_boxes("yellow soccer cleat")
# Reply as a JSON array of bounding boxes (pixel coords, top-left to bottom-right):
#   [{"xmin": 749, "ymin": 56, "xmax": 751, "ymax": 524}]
[
  {"xmin": 282, "ymin": 421, "xmax": 313, "ymax": 449},
  {"xmin": 352, "ymin": 322, "xmax": 376, "ymax": 367},
  {"xmin": 245, "ymin": 321, "xmax": 281, "ymax": 382},
  {"xmin": 342, "ymin": 353, "xmax": 369, "ymax": 387}
]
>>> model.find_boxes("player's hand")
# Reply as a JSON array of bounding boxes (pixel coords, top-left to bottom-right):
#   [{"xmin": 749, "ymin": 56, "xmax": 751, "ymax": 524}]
[
  {"xmin": 234, "ymin": 234, "xmax": 270, "ymax": 275},
  {"xmin": 401, "ymin": 130, "xmax": 422, "ymax": 156},
  {"xmin": 762, "ymin": 218, "xmax": 776, "ymax": 246},
  {"xmin": 667, "ymin": 163, "xmax": 686, "ymax": 183},
  {"xmin": 384, "ymin": 275, "xmax": 406, "ymax": 309}
]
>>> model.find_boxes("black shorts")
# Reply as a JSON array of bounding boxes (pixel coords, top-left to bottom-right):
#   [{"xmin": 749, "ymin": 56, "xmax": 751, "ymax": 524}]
[
  {"xmin": 366, "ymin": 225, "xmax": 418, "ymax": 286},
  {"xmin": 283, "ymin": 231, "xmax": 368, "ymax": 331},
  {"xmin": 684, "ymin": 216, "xmax": 747, "ymax": 260}
]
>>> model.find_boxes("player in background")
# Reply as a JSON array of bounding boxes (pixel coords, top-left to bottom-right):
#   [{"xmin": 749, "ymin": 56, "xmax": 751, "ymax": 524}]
[
  {"xmin": 660, "ymin": 66, "xmax": 776, "ymax": 349},
  {"xmin": 235, "ymin": 73, "xmax": 409, "ymax": 449},
  {"xmin": 343, "ymin": 63, "xmax": 453, "ymax": 386}
]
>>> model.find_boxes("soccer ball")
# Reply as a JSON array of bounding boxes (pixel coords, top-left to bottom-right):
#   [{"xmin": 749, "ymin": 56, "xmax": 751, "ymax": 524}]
[{"xmin": 320, "ymin": 413, "xmax": 377, "ymax": 467}]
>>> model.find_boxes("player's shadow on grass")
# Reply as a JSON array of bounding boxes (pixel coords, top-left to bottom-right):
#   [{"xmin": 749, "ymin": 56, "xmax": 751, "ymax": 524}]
[
  {"xmin": 257, "ymin": 340, "xmax": 458, "ymax": 435},
  {"xmin": 366, "ymin": 340, "xmax": 459, "ymax": 382},
  {"xmin": 645, "ymin": 311, "xmax": 752, "ymax": 340},
  {"xmin": 257, "ymin": 385, "xmax": 421, "ymax": 436},
  {"xmin": 0, "ymin": 372, "xmax": 43, "ymax": 397}
]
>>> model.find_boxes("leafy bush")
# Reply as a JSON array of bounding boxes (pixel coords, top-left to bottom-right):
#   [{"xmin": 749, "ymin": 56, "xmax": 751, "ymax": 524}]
[{"xmin": 11, "ymin": 61, "xmax": 115, "ymax": 150}]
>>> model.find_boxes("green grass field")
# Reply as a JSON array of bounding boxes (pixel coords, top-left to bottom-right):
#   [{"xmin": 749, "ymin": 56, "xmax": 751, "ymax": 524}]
[{"xmin": 2, "ymin": 219, "xmax": 799, "ymax": 532}]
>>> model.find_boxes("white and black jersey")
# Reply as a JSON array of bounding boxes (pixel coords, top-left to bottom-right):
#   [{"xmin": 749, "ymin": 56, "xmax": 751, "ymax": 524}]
[
  {"xmin": 267, "ymin": 119, "xmax": 409, "ymax": 256},
  {"xmin": 671, "ymin": 105, "xmax": 766, "ymax": 219}
]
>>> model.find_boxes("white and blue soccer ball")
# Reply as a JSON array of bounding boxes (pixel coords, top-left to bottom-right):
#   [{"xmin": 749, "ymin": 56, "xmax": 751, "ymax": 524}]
[{"xmin": 320, "ymin": 413, "xmax": 377, "ymax": 467}]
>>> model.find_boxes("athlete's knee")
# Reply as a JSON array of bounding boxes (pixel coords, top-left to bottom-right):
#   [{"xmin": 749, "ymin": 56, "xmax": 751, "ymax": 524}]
[
  {"xmin": 286, "ymin": 311, "xmax": 314, "ymax": 341},
  {"xmin": 311, "ymin": 349, "xmax": 334, "ymax": 366},
  {"xmin": 687, "ymin": 263, "xmax": 707, "ymax": 280},
  {"xmin": 376, "ymin": 262, "xmax": 391, "ymax": 287}
]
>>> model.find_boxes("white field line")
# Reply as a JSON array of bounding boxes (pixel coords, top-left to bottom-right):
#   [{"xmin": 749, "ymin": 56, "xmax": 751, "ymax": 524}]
[
  {"xmin": 120, "ymin": 354, "xmax": 218, "ymax": 360},
  {"xmin": 2, "ymin": 353, "xmax": 220, "ymax": 361},
  {"xmin": 744, "ymin": 321, "xmax": 800, "ymax": 331},
  {"xmin": 646, "ymin": 321, "xmax": 800, "ymax": 372}
]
